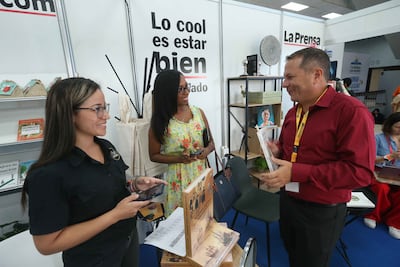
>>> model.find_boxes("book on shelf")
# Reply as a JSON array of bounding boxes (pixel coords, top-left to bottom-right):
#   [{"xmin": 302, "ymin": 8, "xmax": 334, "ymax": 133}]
[
  {"xmin": 0, "ymin": 161, "xmax": 19, "ymax": 191},
  {"xmin": 17, "ymin": 118, "xmax": 44, "ymax": 141},
  {"xmin": 255, "ymin": 125, "xmax": 278, "ymax": 172},
  {"xmin": 182, "ymin": 168, "xmax": 239, "ymax": 267},
  {"xmin": 23, "ymin": 79, "xmax": 47, "ymax": 96},
  {"xmin": 0, "ymin": 80, "xmax": 24, "ymax": 97},
  {"xmin": 19, "ymin": 160, "xmax": 36, "ymax": 186}
]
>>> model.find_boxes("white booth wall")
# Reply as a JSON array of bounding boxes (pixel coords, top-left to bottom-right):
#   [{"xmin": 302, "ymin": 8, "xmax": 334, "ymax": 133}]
[{"xmin": 0, "ymin": 3, "xmax": 66, "ymax": 232}]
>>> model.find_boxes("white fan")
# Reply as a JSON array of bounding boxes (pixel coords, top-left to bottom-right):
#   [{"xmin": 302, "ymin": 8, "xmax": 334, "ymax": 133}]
[{"xmin": 259, "ymin": 35, "xmax": 281, "ymax": 73}]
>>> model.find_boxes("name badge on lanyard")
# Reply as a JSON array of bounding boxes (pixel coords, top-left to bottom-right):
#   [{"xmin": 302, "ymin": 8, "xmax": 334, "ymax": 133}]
[{"xmin": 286, "ymin": 88, "xmax": 327, "ymax": 193}]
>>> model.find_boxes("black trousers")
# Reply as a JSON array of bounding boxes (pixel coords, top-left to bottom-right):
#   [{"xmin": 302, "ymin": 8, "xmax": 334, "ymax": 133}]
[
  {"xmin": 280, "ymin": 192, "xmax": 347, "ymax": 267},
  {"xmin": 122, "ymin": 224, "xmax": 139, "ymax": 267}
]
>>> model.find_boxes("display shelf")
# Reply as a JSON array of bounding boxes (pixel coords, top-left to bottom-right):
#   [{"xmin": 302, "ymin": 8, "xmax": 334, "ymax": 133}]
[
  {"xmin": 0, "ymin": 96, "xmax": 45, "ymax": 195},
  {"xmin": 0, "ymin": 139, "xmax": 43, "ymax": 149},
  {"xmin": 0, "ymin": 96, "xmax": 46, "ymax": 102},
  {"xmin": 227, "ymin": 76, "xmax": 283, "ymax": 162},
  {"xmin": 227, "ymin": 75, "xmax": 283, "ymax": 81},
  {"xmin": 230, "ymin": 102, "xmax": 281, "ymax": 108},
  {"xmin": 0, "ymin": 96, "xmax": 46, "ymax": 110}
]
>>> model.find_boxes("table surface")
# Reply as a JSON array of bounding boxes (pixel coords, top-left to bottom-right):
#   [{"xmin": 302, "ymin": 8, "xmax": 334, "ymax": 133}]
[{"xmin": 376, "ymin": 177, "xmax": 400, "ymax": 186}]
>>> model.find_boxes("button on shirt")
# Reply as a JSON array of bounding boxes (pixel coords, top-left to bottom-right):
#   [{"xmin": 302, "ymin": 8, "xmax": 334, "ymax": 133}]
[
  {"xmin": 279, "ymin": 87, "xmax": 376, "ymax": 204},
  {"xmin": 26, "ymin": 137, "xmax": 134, "ymax": 266}
]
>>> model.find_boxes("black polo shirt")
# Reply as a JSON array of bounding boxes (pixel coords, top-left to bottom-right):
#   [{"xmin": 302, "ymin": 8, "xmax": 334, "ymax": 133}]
[{"xmin": 26, "ymin": 137, "xmax": 136, "ymax": 266}]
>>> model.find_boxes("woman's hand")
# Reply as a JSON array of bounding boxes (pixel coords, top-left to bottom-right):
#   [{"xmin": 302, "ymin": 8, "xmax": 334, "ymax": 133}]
[
  {"xmin": 393, "ymin": 151, "xmax": 400, "ymax": 160},
  {"xmin": 181, "ymin": 151, "xmax": 199, "ymax": 163},
  {"xmin": 111, "ymin": 194, "xmax": 151, "ymax": 221},
  {"xmin": 134, "ymin": 176, "xmax": 168, "ymax": 192},
  {"xmin": 192, "ymin": 140, "xmax": 215, "ymax": 161}
]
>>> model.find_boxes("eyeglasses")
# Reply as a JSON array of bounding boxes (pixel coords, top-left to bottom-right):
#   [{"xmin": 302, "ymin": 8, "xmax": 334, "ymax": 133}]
[
  {"xmin": 76, "ymin": 103, "xmax": 110, "ymax": 118},
  {"xmin": 178, "ymin": 85, "xmax": 190, "ymax": 94}
]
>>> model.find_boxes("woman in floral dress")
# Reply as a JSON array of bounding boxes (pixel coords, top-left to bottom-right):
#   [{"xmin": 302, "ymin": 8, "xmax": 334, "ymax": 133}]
[{"xmin": 149, "ymin": 70, "xmax": 215, "ymax": 216}]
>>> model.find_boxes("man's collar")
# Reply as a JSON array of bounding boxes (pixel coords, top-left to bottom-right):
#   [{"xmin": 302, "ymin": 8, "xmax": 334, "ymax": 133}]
[{"xmin": 311, "ymin": 85, "xmax": 335, "ymax": 110}]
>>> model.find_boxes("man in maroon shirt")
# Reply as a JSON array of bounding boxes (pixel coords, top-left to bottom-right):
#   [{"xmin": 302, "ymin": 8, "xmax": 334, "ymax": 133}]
[{"xmin": 263, "ymin": 48, "xmax": 375, "ymax": 267}]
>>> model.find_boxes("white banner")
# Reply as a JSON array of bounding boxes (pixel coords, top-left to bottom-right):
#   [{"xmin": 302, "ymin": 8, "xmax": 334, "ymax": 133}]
[
  {"xmin": 341, "ymin": 52, "xmax": 370, "ymax": 93},
  {"xmin": 130, "ymin": 0, "xmax": 221, "ymax": 132}
]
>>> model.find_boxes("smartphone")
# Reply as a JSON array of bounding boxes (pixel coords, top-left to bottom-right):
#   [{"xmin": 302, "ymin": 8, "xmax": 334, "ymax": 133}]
[
  {"xmin": 190, "ymin": 149, "xmax": 203, "ymax": 157},
  {"xmin": 136, "ymin": 183, "xmax": 165, "ymax": 201}
]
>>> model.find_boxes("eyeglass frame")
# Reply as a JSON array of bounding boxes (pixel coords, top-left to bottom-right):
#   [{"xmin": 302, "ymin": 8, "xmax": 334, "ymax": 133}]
[
  {"xmin": 75, "ymin": 103, "xmax": 110, "ymax": 118},
  {"xmin": 178, "ymin": 85, "xmax": 190, "ymax": 94}
]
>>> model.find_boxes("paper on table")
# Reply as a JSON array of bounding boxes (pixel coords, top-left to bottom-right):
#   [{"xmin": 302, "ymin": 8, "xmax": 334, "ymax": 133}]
[
  {"xmin": 347, "ymin": 192, "xmax": 375, "ymax": 208},
  {"xmin": 144, "ymin": 207, "xmax": 186, "ymax": 256}
]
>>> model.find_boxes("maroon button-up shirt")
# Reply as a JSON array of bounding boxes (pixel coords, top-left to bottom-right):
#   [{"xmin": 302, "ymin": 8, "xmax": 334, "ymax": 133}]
[{"xmin": 279, "ymin": 86, "xmax": 375, "ymax": 204}]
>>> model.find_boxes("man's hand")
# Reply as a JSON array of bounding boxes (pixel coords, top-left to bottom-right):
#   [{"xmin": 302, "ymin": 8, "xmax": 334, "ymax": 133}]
[{"xmin": 261, "ymin": 156, "xmax": 292, "ymax": 188}]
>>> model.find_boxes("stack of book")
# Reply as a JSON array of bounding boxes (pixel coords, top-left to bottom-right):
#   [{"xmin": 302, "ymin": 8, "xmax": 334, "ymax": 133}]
[{"xmin": 145, "ymin": 168, "xmax": 240, "ymax": 267}]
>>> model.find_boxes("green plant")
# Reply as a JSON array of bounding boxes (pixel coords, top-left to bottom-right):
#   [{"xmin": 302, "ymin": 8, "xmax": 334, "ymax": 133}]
[
  {"xmin": 254, "ymin": 157, "xmax": 268, "ymax": 172},
  {"xmin": 240, "ymin": 85, "xmax": 246, "ymax": 97}
]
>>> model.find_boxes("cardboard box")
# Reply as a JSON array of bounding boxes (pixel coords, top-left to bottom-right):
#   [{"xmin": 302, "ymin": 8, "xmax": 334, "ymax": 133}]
[{"xmin": 247, "ymin": 127, "xmax": 261, "ymax": 154}]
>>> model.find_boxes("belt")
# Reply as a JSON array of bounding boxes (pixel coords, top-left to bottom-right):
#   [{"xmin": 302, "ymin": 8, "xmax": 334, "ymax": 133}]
[{"xmin": 287, "ymin": 195, "xmax": 344, "ymax": 208}]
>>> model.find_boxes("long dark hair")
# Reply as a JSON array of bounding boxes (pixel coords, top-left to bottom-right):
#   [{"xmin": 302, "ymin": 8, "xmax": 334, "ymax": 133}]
[
  {"xmin": 150, "ymin": 70, "xmax": 182, "ymax": 144},
  {"xmin": 21, "ymin": 77, "xmax": 100, "ymax": 208},
  {"xmin": 382, "ymin": 112, "xmax": 400, "ymax": 135}
]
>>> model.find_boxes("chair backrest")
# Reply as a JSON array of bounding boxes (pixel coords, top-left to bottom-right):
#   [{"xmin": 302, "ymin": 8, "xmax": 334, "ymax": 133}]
[
  {"xmin": 239, "ymin": 237, "xmax": 257, "ymax": 267},
  {"xmin": 227, "ymin": 157, "xmax": 253, "ymax": 193}
]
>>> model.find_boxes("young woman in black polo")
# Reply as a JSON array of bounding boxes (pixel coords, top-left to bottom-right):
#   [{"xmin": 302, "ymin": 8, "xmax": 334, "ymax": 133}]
[{"xmin": 21, "ymin": 77, "xmax": 166, "ymax": 267}]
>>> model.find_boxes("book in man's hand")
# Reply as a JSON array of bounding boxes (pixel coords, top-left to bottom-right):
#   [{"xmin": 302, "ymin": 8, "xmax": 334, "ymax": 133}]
[
  {"xmin": 182, "ymin": 168, "xmax": 239, "ymax": 267},
  {"xmin": 255, "ymin": 125, "xmax": 278, "ymax": 172}
]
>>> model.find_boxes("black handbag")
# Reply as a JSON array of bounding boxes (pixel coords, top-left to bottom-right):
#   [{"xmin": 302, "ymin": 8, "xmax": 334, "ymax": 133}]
[{"xmin": 213, "ymin": 153, "xmax": 240, "ymax": 221}]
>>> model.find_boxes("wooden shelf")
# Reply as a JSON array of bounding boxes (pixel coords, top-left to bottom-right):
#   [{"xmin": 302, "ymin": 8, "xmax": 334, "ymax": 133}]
[
  {"xmin": 231, "ymin": 150, "xmax": 261, "ymax": 160},
  {"xmin": 230, "ymin": 102, "xmax": 281, "ymax": 108},
  {"xmin": 228, "ymin": 76, "xmax": 284, "ymax": 81},
  {"xmin": 249, "ymin": 168, "xmax": 280, "ymax": 193}
]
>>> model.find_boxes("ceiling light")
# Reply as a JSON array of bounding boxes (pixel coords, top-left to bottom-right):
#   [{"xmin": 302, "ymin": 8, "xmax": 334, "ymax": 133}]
[
  {"xmin": 281, "ymin": 2, "xmax": 309, "ymax": 12},
  {"xmin": 322, "ymin": 12, "xmax": 342, "ymax": 19}
]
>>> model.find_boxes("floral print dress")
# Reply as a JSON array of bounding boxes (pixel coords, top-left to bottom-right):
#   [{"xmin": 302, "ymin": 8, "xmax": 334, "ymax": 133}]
[{"xmin": 162, "ymin": 105, "xmax": 208, "ymax": 217}]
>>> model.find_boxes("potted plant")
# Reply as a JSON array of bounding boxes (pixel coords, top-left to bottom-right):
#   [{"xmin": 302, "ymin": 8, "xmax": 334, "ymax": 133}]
[
  {"xmin": 240, "ymin": 85, "xmax": 246, "ymax": 104},
  {"xmin": 254, "ymin": 157, "xmax": 268, "ymax": 172}
]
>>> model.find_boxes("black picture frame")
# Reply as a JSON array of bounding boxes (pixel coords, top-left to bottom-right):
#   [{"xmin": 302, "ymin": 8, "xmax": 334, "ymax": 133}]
[{"xmin": 247, "ymin": 54, "xmax": 258, "ymax": 76}]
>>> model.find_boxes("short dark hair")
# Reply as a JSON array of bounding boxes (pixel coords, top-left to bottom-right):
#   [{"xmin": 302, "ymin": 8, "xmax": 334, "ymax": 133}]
[
  {"xmin": 343, "ymin": 78, "xmax": 352, "ymax": 87},
  {"xmin": 286, "ymin": 48, "xmax": 330, "ymax": 81},
  {"xmin": 382, "ymin": 112, "xmax": 400, "ymax": 134}
]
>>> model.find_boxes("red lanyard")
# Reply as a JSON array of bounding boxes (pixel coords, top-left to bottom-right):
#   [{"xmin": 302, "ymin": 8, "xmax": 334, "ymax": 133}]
[
  {"xmin": 385, "ymin": 135, "xmax": 395, "ymax": 163},
  {"xmin": 386, "ymin": 135, "xmax": 393, "ymax": 154}
]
